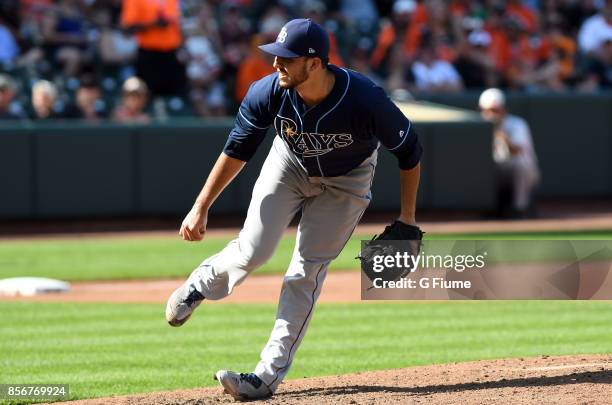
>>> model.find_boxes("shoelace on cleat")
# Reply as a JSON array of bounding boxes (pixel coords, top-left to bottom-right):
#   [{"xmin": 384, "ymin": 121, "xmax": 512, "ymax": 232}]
[
  {"xmin": 239, "ymin": 373, "xmax": 263, "ymax": 388},
  {"xmin": 184, "ymin": 285, "xmax": 205, "ymax": 306}
]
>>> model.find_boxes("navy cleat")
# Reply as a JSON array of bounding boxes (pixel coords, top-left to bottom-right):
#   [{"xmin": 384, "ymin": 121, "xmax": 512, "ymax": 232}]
[
  {"xmin": 165, "ymin": 271, "xmax": 206, "ymax": 327},
  {"xmin": 214, "ymin": 370, "xmax": 272, "ymax": 401}
]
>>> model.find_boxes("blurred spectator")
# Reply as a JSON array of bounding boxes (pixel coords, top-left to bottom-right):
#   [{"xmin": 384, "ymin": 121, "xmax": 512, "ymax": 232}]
[
  {"xmin": 41, "ymin": 0, "xmax": 91, "ymax": 76},
  {"xmin": 460, "ymin": 15, "xmax": 484, "ymax": 37},
  {"xmin": 233, "ymin": 15, "xmax": 280, "ymax": 103},
  {"xmin": 577, "ymin": 0, "xmax": 612, "ymax": 55},
  {"xmin": 0, "ymin": 16, "xmax": 20, "ymax": 67},
  {"xmin": 218, "ymin": 1, "xmax": 252, "ymax": 83},
  {"xmin": 121, "ymin": 0, "xmax": 186, "ymax": 97},
  {"xmin": 3, "ymin": 0, "xmax": 45, "ymax": 70},
  {"xmin": 0, "ymin": 75, "xmax": 22, "ymax": 120},
  {"xmin": 181, "ymin": 0, "xmax": 222, "ymax": 51},
  {"xmin": 406, "ymin": 0, "xmax": 458, "ymax": 63},
  {"xmin": 541, "ymin": 14, "xmax": 577, "ymax": 87},
  {"xmin": 0, "ymin": 1, "xmax": 20, "ymax": 28},
  {"xmin": 558, "ymin": 0, "xmax": 599, "ymax": 36},
  {"xmin": 112, "ymin": 76, "xmax": 150, "ymax": 123},
  {"xmin": 92, "ymin": 0, "xmax": 123, "ymax": 21},
  {"xmin": 485, "ymin": 2, "xmax": 512, "ymax": 74},
  {"xmin": 64, "ymin": 75, "xmax": 108, "ymax": 122},
  {"xmin": 502, "ymin": 16, "xmax": 563, "ymax": 90},
  {"xmin": 14, "ymin": 0, "xmax": 50, "ymax": 62},
  {"xmin": 30, "ymin": 80, "xmax": 62, "ymax": 120},
  {"xmin": 479, "ymin": 88, "xmax": 540, "ymax": 218},
  {"xmin": 96, "ymin": 8, "xmax": 137, "ymax": 78},
  {"xmin": 184, "ymin": 4, "xmax": 226, "ymax": 116},
  {"xmin": 409, "ymin": 35, "xmax": 463, "ymax": 93},
  {"xmin": 383, "ymin": 0, "xmax": 459, "ymax": 91},
  {"xmin": 0, "ymin": 0, "xmax": 609, "ymax": 121},
  {"xmin": 448, "ymin": 0, "xmax": 473, "ymax": 20},
  {"xmin": 302, "ymin": 0, "xmax": 345, "ymax": 66},
  {"xmin": 500, "ymin": 17, "xmax": 534, "ymax": 88},
  {"xmin": 454, "ymin": 30, "xmax": 497, "ymax": 88},
  {"xmin": 411, "ymin": 0, "xmax": 429, "ymax": 26},
  {"xmin": 579, "ymin": 33, "xmax": 612, "ymax": 90},
  {"xmin": 340, "ymin": 0, "xmax": 379, "ymax": 33},
  {"xmin": 349, "ymin": 36, "xmax": 384, "ymax": 85},
  {"xmin": 19, "ymin": 0, "xmax": 53, "ymax": 17},
  {"xmin": 506, "ymin": 0, "xmax": 538, "ymax": 33},
  {"xmin": 371, "ymin": 0, "xmax": 418, "ymax": 75}
]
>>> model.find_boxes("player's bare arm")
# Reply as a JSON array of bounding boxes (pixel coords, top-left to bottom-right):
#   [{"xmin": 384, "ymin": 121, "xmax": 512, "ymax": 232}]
[
  {"xmin": 179, "ymin": 153, "xmax": 246, "ymax": 242},
  {"xmin": 398, "ymin": 162, "xmax": 420, "ymax": 226}
]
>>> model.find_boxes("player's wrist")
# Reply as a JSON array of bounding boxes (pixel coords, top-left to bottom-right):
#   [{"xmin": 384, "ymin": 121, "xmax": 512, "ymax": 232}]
[{"xmin": 193, "ymin": 200, "xmax": 211, "ymax": 213}]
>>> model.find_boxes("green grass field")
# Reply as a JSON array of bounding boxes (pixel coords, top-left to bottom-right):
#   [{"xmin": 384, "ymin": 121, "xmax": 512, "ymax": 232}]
[
  {"xmin": 1, "ymin": 229, "xmax": 611, "ymax": 402},
  {"xmin": 1, "ymin": 230, "xmax": 611, "ymax": 281},
  {"xmin": 1, "ymin": 300, "xmax": 612, "ymax": 401}
]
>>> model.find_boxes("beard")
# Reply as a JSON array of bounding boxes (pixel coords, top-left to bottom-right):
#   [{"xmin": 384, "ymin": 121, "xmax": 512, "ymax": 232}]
[{"xmin": 278, "ymin": 64, "xmax": 309, "ymax": 89}]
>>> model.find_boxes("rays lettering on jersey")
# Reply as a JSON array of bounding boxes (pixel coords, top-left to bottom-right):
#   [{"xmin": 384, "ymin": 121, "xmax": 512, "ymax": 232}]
[{"xmin": 275, "ymin": 116, "xmax": 353, "ymax": 157}]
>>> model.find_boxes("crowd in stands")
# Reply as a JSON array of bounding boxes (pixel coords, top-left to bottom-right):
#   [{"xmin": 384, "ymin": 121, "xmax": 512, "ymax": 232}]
[{"xmin": 0, "ymin": 0, "xmax": 611, "ymax": 122}]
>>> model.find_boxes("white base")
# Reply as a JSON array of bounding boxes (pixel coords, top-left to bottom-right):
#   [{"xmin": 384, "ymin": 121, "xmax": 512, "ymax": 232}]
[{"xmin": 0, "ymin": 277, "xmax": 70, "ymax": 296}]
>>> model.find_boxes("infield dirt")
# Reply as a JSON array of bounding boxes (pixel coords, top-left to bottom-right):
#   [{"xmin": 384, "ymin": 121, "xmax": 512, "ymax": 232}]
[{"xmin": 54, "ymin": 354, "xmax": 611, "ymax": 404}]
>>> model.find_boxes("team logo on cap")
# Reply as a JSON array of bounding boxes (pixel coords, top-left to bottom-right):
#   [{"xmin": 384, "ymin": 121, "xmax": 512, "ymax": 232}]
[
  {"xmin": 277, "ymin": 27, "xmax": 288, "ymax": 43},
  {"xmin": 308, "ymin": 48, "xmax": 315, "ymax": 54}
]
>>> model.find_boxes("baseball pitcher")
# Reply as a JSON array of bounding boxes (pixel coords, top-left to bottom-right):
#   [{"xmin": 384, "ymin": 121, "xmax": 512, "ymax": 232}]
[{"xmin": 166, "ymin": 18, "xmax": 423, "ymax": 401}]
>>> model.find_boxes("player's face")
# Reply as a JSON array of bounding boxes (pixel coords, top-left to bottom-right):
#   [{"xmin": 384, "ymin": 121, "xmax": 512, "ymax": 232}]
[
  {"xmin": 273, "ymin": 56, "xmax": 310, "ymax": 89},
  {"xmin": 124, "ymin": 93, "xmax": 147, "ymax": 112},
  {"xmin": 480, "ymin": 107, "xmax": 504, "ymax": 124},
  {"xmin": 32, "ymin": 91, "xmax": 54, "ymax": 111},
  {"xmin": 77, "ymin": 87, "xmax": 100, "ymax": 109}
]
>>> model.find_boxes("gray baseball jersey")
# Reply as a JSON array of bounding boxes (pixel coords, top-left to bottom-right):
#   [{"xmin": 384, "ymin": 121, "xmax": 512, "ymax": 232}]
[{"xmin": 190, "ymin": 65, "xmax": 422, "ymax": 392}]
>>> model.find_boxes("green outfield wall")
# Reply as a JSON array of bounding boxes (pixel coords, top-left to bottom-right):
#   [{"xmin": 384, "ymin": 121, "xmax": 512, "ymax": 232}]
[{"xmin": 0, "ymin": 93, "xmax": 610, "ymax": 219}]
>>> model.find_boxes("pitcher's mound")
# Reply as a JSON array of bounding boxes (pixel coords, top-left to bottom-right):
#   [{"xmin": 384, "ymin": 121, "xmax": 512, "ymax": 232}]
[{"xmin": 61, "ymin": 354, "xmax": 611, "ymax": 404}]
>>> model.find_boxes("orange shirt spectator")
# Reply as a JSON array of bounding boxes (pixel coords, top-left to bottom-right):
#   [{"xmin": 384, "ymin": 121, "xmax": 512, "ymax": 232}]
[
  {"xmin": 235, "ymin": 46, "xmax": 275, "ymax": 102},
  {"xmin": 504, "ymin": 35, "xmax": 538, "ymax": 85},
  {"xmin": 509, "ymin": 36, "xmax": 538, "ymax": 67},
  {"xmin": 449, "ymin": 0, "xmax": 470, "ymax": 18},
  {"xmin": 371, "ymin": 22, "xmax": 396, "ymax": 69},
  {"xmin": 412, "ymin": 2, "xmax": 428, "ymax": 26},
  {"xmin": 371, "ymin": 21, "xmax": 456, "ymax": 71},
  {"xmin": 551, "ymin": 35, "xmax": 576, "ymax": 80},
  {"xmin": 371, "ymin": 20, "xmax": 424, "ymax": 69},
  {"xmin": 371, "ymin": 1, "xmax": 424, "ymax": 70},
  {"xmin": 121, "ymin": 0, "xmax": 181, "ymax": 51},
  {"xmin": 403, "ymin": 23, "xmax": 424, "ymax": 60},
  {"xmin": 488, "ymin": 29, "xmax": 511, "ymax": 72},
  {"xmin": 328, "ymin": 32, "xmax": 345, "ymax": 67},
  {"xmin": 507, "ymin": 2, "xmax": 538, "ymax": 33}
]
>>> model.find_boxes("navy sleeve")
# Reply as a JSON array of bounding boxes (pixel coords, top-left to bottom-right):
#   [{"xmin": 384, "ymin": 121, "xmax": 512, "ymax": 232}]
[
  {"xmin": 371, "ymin": 87, "xmax": 422, "ymax": 170},
  {"xmin": 223, "ymin": 74, "xmax": 281, "ymax": 162}
]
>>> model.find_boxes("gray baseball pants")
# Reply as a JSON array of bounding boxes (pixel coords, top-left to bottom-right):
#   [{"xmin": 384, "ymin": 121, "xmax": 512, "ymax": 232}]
[{"xmin": 190, "ymin": 136, "xmax": 376, "ymax": 392}]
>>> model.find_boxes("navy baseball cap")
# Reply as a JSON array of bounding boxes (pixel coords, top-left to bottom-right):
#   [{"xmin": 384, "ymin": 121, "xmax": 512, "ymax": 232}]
[{"xmin": 259, "ymin": 18, "xmax": 329, "ymax": 59}]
